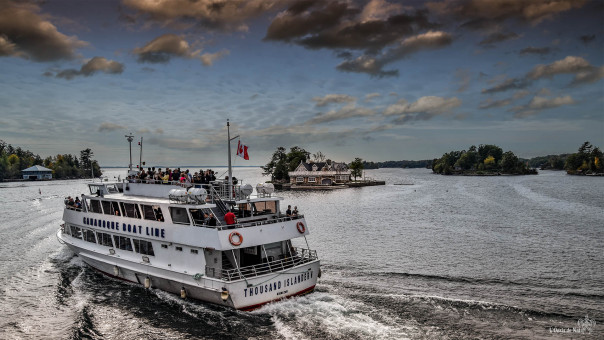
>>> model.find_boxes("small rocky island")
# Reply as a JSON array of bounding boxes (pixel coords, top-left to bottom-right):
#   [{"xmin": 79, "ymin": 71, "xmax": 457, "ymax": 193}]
[
  {"xmin": 431, "ymin": 144, "xmax": 537, "ymax": 176},
  {"xmin": 262, "ymin": 147, "xmax": 384, "ymax": 190}
]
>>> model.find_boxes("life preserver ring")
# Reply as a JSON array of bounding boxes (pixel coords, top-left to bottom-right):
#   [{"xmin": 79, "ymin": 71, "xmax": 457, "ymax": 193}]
[
  {"xmin": 229, "ymin": 231, "xmax": 243, "ymax": 246},
  {"xmin": 296, "ymin": 221, "xmax": 306, "ymax": 233}
]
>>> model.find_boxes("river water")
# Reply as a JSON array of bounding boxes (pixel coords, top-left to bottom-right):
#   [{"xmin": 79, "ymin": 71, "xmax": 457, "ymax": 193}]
[{"xmin": 0, "ymin": 168, "xmax": 602, "ymax": 339}]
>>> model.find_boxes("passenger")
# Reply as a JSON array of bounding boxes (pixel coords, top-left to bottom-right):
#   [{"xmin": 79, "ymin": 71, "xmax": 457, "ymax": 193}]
[
  {"xmin": 208, "ymin": 213, "xmax": 217, "ymax": 226},
  {"xmin": 224, "ymin": 209, "xmax": 237, "ymax": 225},
  {"xmin": 293, "ymin": 206, "xmax": 298, "ymax": 216},
  {"xmin": 68, "ymin": 197, "xmax": 75, "ymax": 207},
  {"xmin": 286, "ymin": 205, "xmax": 292, "ymax": 216},
  {"xmin": 75, "ymin": 197, "xmax": 82, "ymax": 210},
  {"xmin": 162, "ymin": 171, "xmax": 170, "ymax": 184}
]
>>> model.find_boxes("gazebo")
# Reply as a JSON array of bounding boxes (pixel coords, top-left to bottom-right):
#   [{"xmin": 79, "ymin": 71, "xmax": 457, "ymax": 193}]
[{"xmin": 22, "ymin": 165, "xmax": 53, "ymax": 180}]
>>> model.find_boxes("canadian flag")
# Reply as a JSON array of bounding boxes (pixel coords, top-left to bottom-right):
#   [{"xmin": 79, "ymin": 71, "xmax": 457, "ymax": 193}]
[{"xmin": 237, "ymin": 140, "xmax": 249, "ymax": 160}]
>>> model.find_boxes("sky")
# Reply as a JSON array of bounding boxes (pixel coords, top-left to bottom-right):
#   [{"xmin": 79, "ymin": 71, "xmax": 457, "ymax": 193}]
[{"xmin": 0, "ymin": 0, "xmax": 602, "ymax": 167}]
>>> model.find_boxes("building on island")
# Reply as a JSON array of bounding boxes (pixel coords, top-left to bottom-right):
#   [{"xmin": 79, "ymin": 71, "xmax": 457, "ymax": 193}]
[
  {"xmin": 21, "ymin": 165, "xmax": 53, "ymax": 180},
  {"xmin": 288, "ymin": 160, "xmax": 351, "ymax": 185}
]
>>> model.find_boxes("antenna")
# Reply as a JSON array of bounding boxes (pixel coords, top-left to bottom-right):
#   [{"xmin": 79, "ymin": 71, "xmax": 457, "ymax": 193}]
[{"xmin": 125, "ymin": 134, "xmax": 134, "ymax": 172}]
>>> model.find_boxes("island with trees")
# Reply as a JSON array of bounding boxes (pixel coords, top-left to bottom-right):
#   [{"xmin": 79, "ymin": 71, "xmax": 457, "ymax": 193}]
[
  {"xmin": 431, "ymin": 144, "xmax": 537, "ymax": 175},
  {"xmin": 563, "ymin": 141, "xmax": 602, "ymax": 175},
  {"xmin": 0, "ymin": 140, "xmax": 102, "ymax": 181}
]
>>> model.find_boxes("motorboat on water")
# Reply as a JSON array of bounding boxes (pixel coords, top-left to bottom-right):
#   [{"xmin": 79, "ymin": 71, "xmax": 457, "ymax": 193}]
[{"xmin": 56, "ymin": 122, "xmax": 320, "ymax": 310}]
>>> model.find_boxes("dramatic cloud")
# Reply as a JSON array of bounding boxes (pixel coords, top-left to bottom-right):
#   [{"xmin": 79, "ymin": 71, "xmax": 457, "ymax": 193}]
[
  {"xmin": 122, "ymin": 0, "xmax": 285, "ymax": 31},
  {"xmin": 133, "ymin": 34, "xmax": 229, "ymax": 65},
  {"xmin": 384, "ymin": 96, "xmax": 461, "ymax": 123},
  {"xmin": 306, "ymin": 104, "xmax": 376, "ymax": 125},
  {"xmin": 579, "ymin": 34, "xmax": 595, "ymax": 44},
  {"xmin": 483, "ymin": 56, "xmax": 603, "ymax": 93},
  {"xmin": 0, "ymin": 0, "xmax": 87, "ymax": 61},
  {"xmin": 364, "ymin": 93, "xmax": 381, "ymax": 102},
  {"xmin": 519, "ymin": 46, "xmax": 552, "ymax": 56},
  {"xmin": 428, "ymin": 0, "xmax": 586, "ymax": 28},
  {"xmin": 54, "ymin": 57, "xmax": 124, "ymax": 80},
  {"xmin": 512, "ymin": 95, "xmax": 575, "ymax": 117},
  {"xmin": 479, "ymin": 31, "xmax": 519, "ymax": 46},
  {"xmin": 99, "ymin": 122, "xmax": 127, "ymax": 132},
  {"xmin": 312, "ymin": 94, "xmax": 356, "ymax": 107},
  {"xmin": 337, "ymin": 31, "xmax": 452, "ymax": 77},
  {"xmin": 479, "ymin": 98, "xmax": 511, "ymax": 109}
]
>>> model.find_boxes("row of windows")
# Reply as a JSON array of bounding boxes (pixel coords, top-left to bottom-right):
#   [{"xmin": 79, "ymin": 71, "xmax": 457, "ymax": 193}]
[
  {"xmin": 86, "ymin": 199, "xmax": 163, "ymax": 222},
  {"xmin": 65, "ymin": 225, "xmax": 199, "ymax": 255},
  {"xmin": 67, "ymin": 225, "xmax": 153, "ymax": 256}
]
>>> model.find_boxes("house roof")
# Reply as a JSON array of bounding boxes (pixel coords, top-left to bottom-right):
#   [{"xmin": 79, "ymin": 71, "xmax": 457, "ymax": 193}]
[
  {"xmin": 22, "ymin": 165, "xmax": 53, "ymax": 172},
  {"xmin": 298, "ymin": 161, "xmax": 348, "ymax": 171}
]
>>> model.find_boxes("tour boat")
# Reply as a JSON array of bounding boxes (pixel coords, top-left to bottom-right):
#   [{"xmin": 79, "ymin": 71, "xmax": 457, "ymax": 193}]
[{"xmin": 56, "ymin": 122, "xmax": 321, "ymax": 310}]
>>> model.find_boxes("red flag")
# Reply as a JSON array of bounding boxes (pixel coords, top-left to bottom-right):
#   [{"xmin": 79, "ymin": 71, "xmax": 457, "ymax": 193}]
[{"xmin": 237, "ymin": 140, "xmax": 249, "ymax": 160}]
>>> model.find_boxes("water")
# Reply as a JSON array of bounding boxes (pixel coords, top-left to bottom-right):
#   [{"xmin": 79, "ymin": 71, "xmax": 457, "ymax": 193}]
[{"xmin": 0, "ymin": 168, "xmax": 602, "ymax": 339}]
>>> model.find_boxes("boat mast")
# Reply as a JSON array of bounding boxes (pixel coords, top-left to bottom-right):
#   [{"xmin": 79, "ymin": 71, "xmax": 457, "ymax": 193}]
[
  {"xmin": 227, "ymin": 120, "xmax": 233, "ymax": 200},
  {"xmin": 139, "ymin": 136, "xmax": 143, "ymax": 170},
  {"xmin": 125, "ymin": 134, "xmax": 134, "ymax": 172},
  {"xmin": 227, "ymin": 120, "xmax": 240, "ymax": 201}
]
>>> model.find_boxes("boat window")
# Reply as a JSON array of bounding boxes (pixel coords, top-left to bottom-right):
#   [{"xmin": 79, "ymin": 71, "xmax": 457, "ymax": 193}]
[
  {"xmin": 97, "ymin": 232, "xmax": 113, "ymax": 247},
  {"xmin": 175, "ymin": 246, "xmax": 182, "ymax": 251},
  {"xmin": 82, "ymin": 229, "xmax": 97, "ymax": 243},
  {"xmin": 88, "ymin": 199, "xmax": 102, "ymax": 214},
  {"xmin": 169, "ymin": 207, "xmax": 190, "ymax": 225},
  {"xmin": 70, "ymin": 225, "xmax": 81, "ymax": 239},
  {"xmin": 189, "ymin": 209, "xmax": 206, "ymax": 226},
  {"xmin": 113, "ymin": 235, "xmax": 133, "ymax": 251},
  {"xmin": 120, "ymin": 202, "xmax": 141, "ymax": 219},
  {"xmin": 101, "ymin": 200, "xmax": 120, "ymax": 216},
  {"xmin": 141, "ymin": 205, "xmax": 164, "ymax": 222},
  {"xmin": 106, "ymin": 184, "xmax": 119, "ymax": 194},
  {"xmin": 252, "ymin": 201, "xmax": 277, "ymax": 214},
  {"xmin": 236, "ymin": 203, "xmax": 252, "ymax": 218},
  {"xmin": 191, "ymin": 249, "xmax": 198, "ymax": 254},
  {"xmin": 133, "ymin": 239, "xmax": 155, "ymax": 256}
]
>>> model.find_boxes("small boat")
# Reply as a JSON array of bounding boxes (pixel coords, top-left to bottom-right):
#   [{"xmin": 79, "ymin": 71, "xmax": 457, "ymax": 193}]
[{"xmin": 57, "ymin": 121, "xmax": 321, "ymax": 310}]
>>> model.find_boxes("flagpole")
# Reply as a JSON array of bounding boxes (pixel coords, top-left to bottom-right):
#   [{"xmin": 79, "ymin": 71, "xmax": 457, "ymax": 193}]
[{"xmin": 227, "ymin": 120, "xmax": 233, "ymax": 200}]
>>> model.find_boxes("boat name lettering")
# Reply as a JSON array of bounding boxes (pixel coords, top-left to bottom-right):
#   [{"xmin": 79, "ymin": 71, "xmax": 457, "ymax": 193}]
[
  {"xmin": 243, "ymin": 270, "xmax": 313, "ymax": 298},
  {"xmin": 82, "ymin": 216, "xmax": 165, "ymax": 238}
]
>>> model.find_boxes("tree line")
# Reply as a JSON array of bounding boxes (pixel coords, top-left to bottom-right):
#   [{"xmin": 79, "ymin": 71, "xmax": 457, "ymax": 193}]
[
  {"xmin": 431, "ymin": 144, "xmax": 536, "ymax": 175},
  {"xmin": 0, "ymin": 140, "xmax": 102, "ymax": 180},
  {"xmin": 563, "ymin": 141, "xmax": 602, "ymax": 175}
]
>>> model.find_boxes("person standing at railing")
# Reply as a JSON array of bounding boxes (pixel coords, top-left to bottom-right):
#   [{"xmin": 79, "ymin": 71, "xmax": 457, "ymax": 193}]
[
  {"xmin": 286, "ymin": 205, "xmax": 292, "ymax": 216},
  {"xmin": 224, "ymin": 210, "xmax": 236, "ymax": 225}
]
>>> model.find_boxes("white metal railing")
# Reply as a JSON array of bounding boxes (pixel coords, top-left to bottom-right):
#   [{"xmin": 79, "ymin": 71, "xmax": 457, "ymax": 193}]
[
  {"xmin": 220, "ymin": 248, "xmax": 318, "ymax": 281},
  {"xmin": 215, "ymin": 214, "xmax": 304, "ymax": 230},
  {"xmin": 288, "ymin": 170, "xmax": 351, "ymax": 176}
]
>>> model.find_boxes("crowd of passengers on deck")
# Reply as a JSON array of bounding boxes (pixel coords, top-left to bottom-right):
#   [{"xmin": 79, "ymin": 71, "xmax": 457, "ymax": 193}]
[{"xmin": 128, "ymin": 167, "xmax": 221, "ymax": 185}]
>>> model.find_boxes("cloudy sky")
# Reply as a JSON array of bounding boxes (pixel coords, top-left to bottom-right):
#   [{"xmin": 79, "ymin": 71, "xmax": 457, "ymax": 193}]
[{"xmin": 1, "ymin": 0, "xmax": 602, "ymax": 166}]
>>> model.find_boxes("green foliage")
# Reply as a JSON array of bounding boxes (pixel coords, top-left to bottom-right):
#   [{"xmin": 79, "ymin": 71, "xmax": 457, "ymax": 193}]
[
  {"xmin": 262, "ymin": 146, "xmax": 310, "ymax": 182},
  {"xmin": 0, "ymin": 139, "xmax": 102, "ymax": 180},
  {"xmin": 564, "ymin": 141, "xmax": 603, "ymax": 174},
  {"xmin": 349, "ymin": 157, "xmax": 364, "ymax": 180},
  {"xmin": 432, "ymin": 144, "xmax": 536, "ymax": 175}
]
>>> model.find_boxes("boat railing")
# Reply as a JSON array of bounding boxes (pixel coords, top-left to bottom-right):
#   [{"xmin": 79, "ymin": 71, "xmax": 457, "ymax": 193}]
[
  {"xmin": 127, "ymin": 179, "xmax": 250, "ymax": 203},
  {"xmin": 215, "ymin": 214, "xmax": 304, "ymax": 230},
  {"xmin": 220, "ymin": 247, "xmax": 318, "ymax": 281}
]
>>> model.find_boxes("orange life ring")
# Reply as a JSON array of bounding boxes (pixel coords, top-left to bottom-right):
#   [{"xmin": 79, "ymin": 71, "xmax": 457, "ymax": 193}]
[
  {"xmin": 229, "ymin": 231, "xmax": 243, "ymax": 246},
  {"xmin": 296, "ymin": 221, "xmax": 306, "ymax": 233}
]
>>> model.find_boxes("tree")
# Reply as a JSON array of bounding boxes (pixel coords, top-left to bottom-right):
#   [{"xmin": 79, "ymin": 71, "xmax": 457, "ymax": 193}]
[
  {"xmin": 349, "ymin": 157, "xmax": 363, "ymax": 180},
  {"xmin": 312, "ymin": 151, "xmax": 326, "ymax": 163},
  {"xmin": 501, "ymin": 151, "xmax": 519, "ymax": 173},
  {"xmin": 262, "ymin": 147, "xmax": 287, "ymax": 182},
  {"xmin": 80, "ymin": 148, "xmax": 93, "ymax": 173}
]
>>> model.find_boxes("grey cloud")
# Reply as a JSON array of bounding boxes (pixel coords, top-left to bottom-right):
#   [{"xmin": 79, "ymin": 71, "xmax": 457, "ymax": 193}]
[
  {"xmin": 99, "ymin": 122, "xmax": 127, "ymax": 132},
  {"xmin": 123, "ymin": 0, "xmax": 286, "ymax": 32},
  {"xmin": 0, "ymin": 0, "xmax": 87, "ymax": 61},
  {"xmin": 428, "ymin": 0, "xmax": 586, "ymax": 27},
  {"xmin": 384, "ymin": 96, "xmax": 461, "ymax": 124},
  {"xmin": 579, "ymin": 34, "xmax": 595, "ymax": 44},
  {"xmin": 482, "ymin": 77, "xmax": 531, "ymax": 94},
  {"xmin": 479, "ymin": 98, "xmax": 511, "ymax": 109},
  {"xmin": 479, "ymin": 31, "xmax": 519, "ymax": 46},
  {"xmin": 312, "ymin": 94, "xmax": 356, "ymax": 107},
  {"xmin": 364, "ymin": 93, "xmax": 381, "ymax": 102},
  {"xmin": 512, "ymin": 95, "xmax": 575, "ymax": 118},
  {"xmin": 306, "ymin": 104, "xmax": 376, "ymax": 125},
  {"xmin": 133, "ymin": 34, "xmax": 228, "ymax": 66},
  {"xmin": 55, "ymin": 57, "xmax": 124, "ymax": 80},
  {"xmin": 337, "ymin": 31, "xmax": 452, "ymax": 77},
  {"xmin": 527, "ymin": 56, "xmax": 593, "ymax": 80},
  {"xmin": 519, "ymin": 46, "xmax": 551, "ymax": 56}
]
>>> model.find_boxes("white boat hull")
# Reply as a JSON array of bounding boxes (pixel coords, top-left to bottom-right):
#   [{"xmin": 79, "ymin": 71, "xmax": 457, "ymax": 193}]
[{"xmin": 58, "ymin": 229, "xmax": 320, "ymax": 310}]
